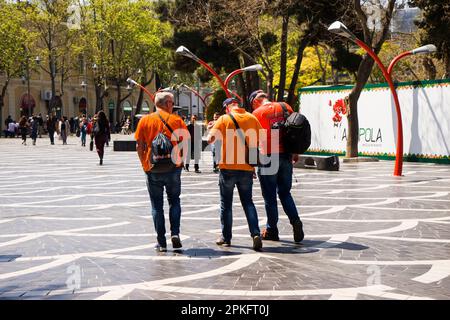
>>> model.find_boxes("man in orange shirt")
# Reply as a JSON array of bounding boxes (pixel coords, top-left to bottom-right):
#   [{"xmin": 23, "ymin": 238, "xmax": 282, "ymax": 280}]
[
  {"xmin": 207, "ymin": 98, "xmax": 263, "ymax": 251},
  {"xmin": 250, "ymin": 90, "xmax": 304, "ymax": 243},
  {"xmin": 135, "ymin": 92, "xmax": 188, "ymax": 252}
]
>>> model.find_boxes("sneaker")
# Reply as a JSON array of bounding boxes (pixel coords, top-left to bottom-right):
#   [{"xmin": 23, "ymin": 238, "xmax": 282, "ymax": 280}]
[
  {"xmin": 293, "ymin": 220, "xmax": 304, "ymax": 243},
  {"xmin": 99, "ymin": 159, "xmax": 103, "ymax": 166},
  {"xmin": 155, "ymin": 244, "xmax": 167, "ymax": 252},
  {"xmin": 216, "ymin": 237, "xmax": 231, "ymax": 247},
  {"xmin": 195, "ymin": 169, "xmax": 202, "ymax": 173},
  {"xmin": 261, "ymin": 228, "xmax": 279, "ymax": 241},
  {"xmin": 171, "ymin": 235, "xmax": 182, "ymax": 249},
  {"xmin": 253, "ymin": 235, "xmax": 263, "ymax": 251}
]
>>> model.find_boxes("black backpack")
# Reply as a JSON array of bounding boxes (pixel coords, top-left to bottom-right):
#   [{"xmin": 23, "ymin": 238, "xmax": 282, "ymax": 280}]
[
  {"xmin": 278, "ymin": 103, "xmax": 311, "ymax": 154},
  {"xmin": 150, "ymin": 113, "xmax": 179, "ymax": 173}
]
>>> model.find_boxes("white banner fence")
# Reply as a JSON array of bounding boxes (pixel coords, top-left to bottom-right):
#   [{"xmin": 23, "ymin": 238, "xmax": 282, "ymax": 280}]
[{"xmin": 298, "ymin": 79, "xmax": 450, "ymax": 164}]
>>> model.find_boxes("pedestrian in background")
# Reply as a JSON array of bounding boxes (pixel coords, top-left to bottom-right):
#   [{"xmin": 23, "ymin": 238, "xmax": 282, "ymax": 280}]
[
  {"xmin": 18, "ymin": 116, "xmax": 29, "ymax": 145},
  {"xmin": 93, "ymin": 111, "xmax": 110, "ymax": 165},
  {"xmin": 46, "ymin": 115, "xmax": 57, "ymax": 145},
  {"xmin": 207, "ymin": 112, "xmax": 221, "ymax": 173},
  {"xmin": 30, "ymin": 115, "xmax": 39, "ymax": 146},
  {"xmin": 185, "ymin": 114, "xmax": 202, "ymax": 173},
  {"xmin": 59, "ymin": 116, "xmax": 69, "ymax": 145}
]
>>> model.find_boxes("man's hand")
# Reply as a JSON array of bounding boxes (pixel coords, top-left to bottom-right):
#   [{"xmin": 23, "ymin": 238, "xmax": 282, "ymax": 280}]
[
  {"xmin": 292, "ymin": 154, "xmax": 299, "ymax": 164},
  {"xmin": 207, "ymin": 134, "xmax": 215, "ymax": 144}
]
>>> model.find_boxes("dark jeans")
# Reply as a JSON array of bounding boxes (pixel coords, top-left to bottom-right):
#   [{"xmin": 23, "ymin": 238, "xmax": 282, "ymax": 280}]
[
  {"xmin": 258, "ymin": 153, "xmax": 300, "ymax": 232},
  {"xmin": 48, "ymin": 130, "xmax": 55, "ymax": 144},
  {"xmin": 94, "ymin": 134, "xmax": 108, "ymax": 159},
  {"xmin": 219, "ymin": 170, "xmax": 260, "ymax": 242},
  {"xmin": 145, "ymin": 168, "xmax": 182, "ymax": 247}
]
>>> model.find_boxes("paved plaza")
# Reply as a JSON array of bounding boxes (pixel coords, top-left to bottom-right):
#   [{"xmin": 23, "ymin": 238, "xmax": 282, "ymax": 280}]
[{"xmin": 0, "ymin": 135, "xmax": 449, "ymax": 300}]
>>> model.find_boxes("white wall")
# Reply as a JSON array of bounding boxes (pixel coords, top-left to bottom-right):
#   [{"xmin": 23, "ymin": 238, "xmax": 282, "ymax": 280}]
[{"xmin": 299, "ymin": 80, "xmax": 450, "ymax": 158}]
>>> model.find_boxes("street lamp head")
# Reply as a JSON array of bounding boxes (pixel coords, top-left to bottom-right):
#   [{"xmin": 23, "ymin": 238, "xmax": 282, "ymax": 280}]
[
  {"xmin": 92, "ymin": 63, "xmax": 98, "ymax": 71},
  {"xmin": 126, "ymin": 78, "xmax": 138, "ymax": 86},
  {"xmin": 35, "ymin": 56, "xmax": 41, "ymax": 65},
  {"xmin": 137, "ymin": 68, "xmax": 142, "ymax": 75},
  {"xmin": 175, "ymin": 46, "xmax": 199, "ymax": 62},
  {"xmin": 411, "ymin": 44, "xmax": 437, "ymax": 55},
  {"xmin": 242, "ymin": 64, "xmax": 263, "ymax": 72},
  {"xmin": 80, "ymin": 81, "xmax": 87, "ymax": 89},
  {"xmin": 126, "ymin": 84, "xmax": 133, "ymax": 92},
  {"xmin": 328, "ymin": 21, "xmax": 357, "ymax": 41}
]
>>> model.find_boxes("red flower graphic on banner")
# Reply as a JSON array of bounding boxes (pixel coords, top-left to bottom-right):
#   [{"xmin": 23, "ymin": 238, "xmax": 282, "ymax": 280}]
[{"xmin": 330, "ymin": 98, "xmax": 348, "ymax": 123}]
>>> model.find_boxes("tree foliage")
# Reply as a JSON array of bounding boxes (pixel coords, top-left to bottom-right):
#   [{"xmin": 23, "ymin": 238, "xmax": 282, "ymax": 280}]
[{"xmin": 409, "ymin": 0, "xmax": 450, "ymax": 77}]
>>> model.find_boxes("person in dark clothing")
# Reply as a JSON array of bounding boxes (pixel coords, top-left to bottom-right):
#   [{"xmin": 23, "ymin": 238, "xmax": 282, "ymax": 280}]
[
  {"xmin": 46, "ymin": 115, "xmax": 57, "ymax": 145},
  {"xmin": 30, "ymin": 116, "xmax": 39, "ymax": 145},
  {"xmin": 185, "ymin": 115, "xmax": 202, "ymax": 173},
  {"xmin": 93, "ymin": 111, "xmax": 110, "ymax": 165},
  {"xmin": 18, "ymin": 116, "xmax": 29, "ymax": 145}
]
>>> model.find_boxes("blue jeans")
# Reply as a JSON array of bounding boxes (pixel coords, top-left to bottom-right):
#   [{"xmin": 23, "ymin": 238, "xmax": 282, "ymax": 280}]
[
  {"xmin": 258, "ymin": 154, "xmax": 300, "ymax": 232},
  {"xmin": 145, "ymin": 168, "xmax": 182, "ymax": 247},
  {"xmin": 219, "ymin": 170, "xmax": 260, "ymax": 242}
]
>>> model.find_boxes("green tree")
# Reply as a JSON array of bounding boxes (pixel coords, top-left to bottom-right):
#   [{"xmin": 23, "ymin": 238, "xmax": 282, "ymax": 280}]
[
  {"xmin": 344, "ymin": 0, "xmax": 397, "ymax": 158},
  {"xmin": 79, "ymin": 0, "xmax": 171, "ymax": 120},
  {"xmin": 24, "ymin": 0, "xmax": 81, "ymax": 116},
  {"xmin": 409, "ymin": 0, "xmax": 450, "ymax": 78},
  {"xmin": 0, "ymin": 1, "xmax": 33, "ymax": 127}
]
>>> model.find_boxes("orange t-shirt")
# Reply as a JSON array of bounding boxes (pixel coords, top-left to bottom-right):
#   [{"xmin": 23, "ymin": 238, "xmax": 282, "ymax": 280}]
[
  {"xmin": 210, "ymin": 107, "xmax": 263, "ymax": 172},
  {"xmin": 252, "ymin": 101, "xmax": 293, "ymax": 154},
  {"xmin": 135, "ymin": 110, "xmax": 188, "ymax": 172}
]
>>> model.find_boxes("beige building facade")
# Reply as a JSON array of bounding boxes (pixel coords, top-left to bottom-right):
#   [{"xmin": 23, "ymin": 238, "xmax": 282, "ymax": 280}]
[{"xmin": 1, "ymin": 73, "xmax": 156, "ymax": 125}]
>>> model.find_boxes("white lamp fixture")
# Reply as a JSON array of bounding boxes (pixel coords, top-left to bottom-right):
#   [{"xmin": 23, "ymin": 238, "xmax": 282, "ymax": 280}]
[
  {"xmin": 411, "ymin": 44, "xmax": 437, "ymax": 55},
  {"xmin": 242, "ymin": 64, "xmax": 263, "ymax": 72},
  {"xmin": 328, "ymin": 21, "xmax": 357, "ymax": 40},
  {"xmin": 175, "ymin": 46, "xmax": 199, "ymax": 62}
]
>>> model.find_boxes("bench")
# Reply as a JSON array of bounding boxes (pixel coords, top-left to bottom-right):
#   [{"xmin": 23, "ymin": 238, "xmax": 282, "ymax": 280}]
[
  {"xmin": 294, "ymin": 155, "xmax": 340, "ymax": 171},
  {"xmin": 113, "ymin": 140, "xmax": 136, "ymax": 151}
]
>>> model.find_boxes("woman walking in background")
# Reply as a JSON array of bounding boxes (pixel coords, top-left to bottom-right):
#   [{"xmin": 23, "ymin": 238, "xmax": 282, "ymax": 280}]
[
  {"xmin": 18, "ymin": 116, "xmax": 29, "ymax": 145},
  {"xmin": 93, "ymin": 111, "xmax": 110, "ymax": 165},
  {"xmin": 59, "ymin": 116, "xmax": 69, "ymax": 145}
]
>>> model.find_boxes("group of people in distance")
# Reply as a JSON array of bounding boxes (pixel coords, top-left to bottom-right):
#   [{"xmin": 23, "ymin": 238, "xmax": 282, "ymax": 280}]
[{"xmin": 135, "ymin": 90, "xmax": 304, "ymax": 252}]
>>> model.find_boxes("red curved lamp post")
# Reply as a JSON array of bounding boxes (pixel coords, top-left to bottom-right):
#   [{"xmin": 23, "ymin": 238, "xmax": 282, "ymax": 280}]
[
  {"xmin": 175, "ymin": 46, "xmax": 262, "ymax": 103},
  {"xmin": 328, "ymin": 21, "xmax": 436, "ymax": 177}
]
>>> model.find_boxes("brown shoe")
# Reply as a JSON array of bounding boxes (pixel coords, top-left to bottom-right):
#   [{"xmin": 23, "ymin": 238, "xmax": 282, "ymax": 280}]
[
  {"xmin": 216, "ymin": 237, "xmax": 231, "ymax": 247},
  {"xmin": 253, "ymin": 235, "xmax": 263, "ymax": 251},
  {"xmin": 261, "ymin": 228, "xmax": 279, "ymax": 241}
]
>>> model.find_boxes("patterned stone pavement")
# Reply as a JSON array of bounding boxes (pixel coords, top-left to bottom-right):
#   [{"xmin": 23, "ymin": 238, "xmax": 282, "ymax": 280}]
[{"xmin": 0, "ymin": 135, "xmax": 449, "ymax": 300}]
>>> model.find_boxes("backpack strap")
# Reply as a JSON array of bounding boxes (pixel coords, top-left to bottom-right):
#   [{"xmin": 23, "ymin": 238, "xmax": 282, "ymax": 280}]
[
  {"xmin": 228, "ymin": 113, "xmax": 249, "ymax": 150},
  {"xmin": 157, "ymin": 112, "xmax": 179, "ymax": 141},
  {"xmin": 278, "ymin": 102, "xmax": 290, "ymax": 120}
]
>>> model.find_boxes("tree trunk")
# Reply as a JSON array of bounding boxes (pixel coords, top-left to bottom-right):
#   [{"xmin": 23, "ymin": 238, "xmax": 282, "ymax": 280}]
[
  {"xmin": 1, "ymin": 81, "xmax": 8, "ymax": 134},
  {"xmin": 115, "ymin": 81, "xmax": 121, "ymax": 123},
  {"xmin": 287, "ymin": 37, "xmax": 310, "ymax": 107},
  {"xmin": 445, "ymin": 51, "xmax": 450, "ymax": 79},
  {"xmin": 347, "ymin": 55, "xmax": 375, "ymax": 158},
  {"xmin": 266, "ymin": 70, "xmax": 274, "ymax": 101},
  {"xmin": 277, "ymin": 14, "xmax": 289, "ymax": 102}
]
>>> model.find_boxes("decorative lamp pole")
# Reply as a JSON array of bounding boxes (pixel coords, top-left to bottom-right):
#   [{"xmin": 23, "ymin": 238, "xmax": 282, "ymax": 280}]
[
  {"xmin": 328, "ymin": 21, "xmax": 436, "ymax": 177},
  {"xmin": 175, "ymin": 46, "xmax": 244, "ymax": 101}
]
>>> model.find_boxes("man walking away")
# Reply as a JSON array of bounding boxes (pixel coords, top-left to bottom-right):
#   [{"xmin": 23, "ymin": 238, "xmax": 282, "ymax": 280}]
[
  {"xmin": 135, "ymin": 92, "xmax": 188, "ymax": 252},
  {"xmin": 249, "ymin": 90, "xmax": 304, "ymax": 243},
  {"xmin": 207, "ymin": 98, "xmax": 263, "ymax": 251},
  {"xmin": 207, "ymin": 112, "xmax": 221, "ymax": 173},
  {"xmin": 46, "ymin": 115, "xmax": 56, "ymax": 145},
  {"xmin": 185, "ymin": 115, "xmax": 202, "ymax": 173}
]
